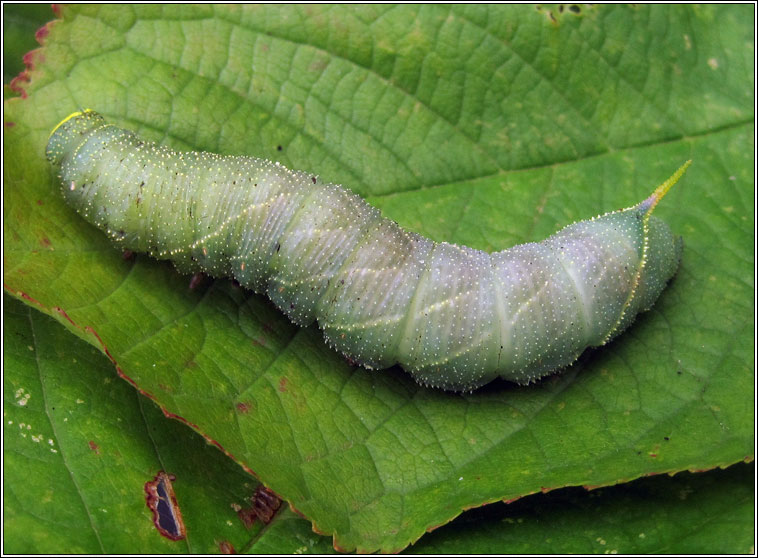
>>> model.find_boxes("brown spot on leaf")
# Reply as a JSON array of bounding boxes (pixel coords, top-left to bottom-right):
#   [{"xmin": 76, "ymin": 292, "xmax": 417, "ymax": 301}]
[
  {"xmin": 158, "ymin": 383, "xmax": 174, "ymax": 393},
  {"xmin": 278, "ymin": 377, "xmax": 288, "ymax": 392},
  {"xmin": 237, "ymin": 506, "xmax": 257, "ymax": 529},
  {"xmin": 218, "ymin": 540, "xmax": 236, "ymax": 554},
  {"xmin": 88, "ymin": 440, "xmax": 100, "ymax": 454},
  {"xmin": 236, "ymin": 401, "xmax": 251, "ymax": 414},
  {"xmin": 144, "ymin": 471, "xmax": 186, "ymax": 541},
  {"xmin": 252, "ymin": 485, "xmax": 281, "ymax": 524},
  {"xmin": 237, "ymin": 485, "xmax": 282, "ymax": 529}
]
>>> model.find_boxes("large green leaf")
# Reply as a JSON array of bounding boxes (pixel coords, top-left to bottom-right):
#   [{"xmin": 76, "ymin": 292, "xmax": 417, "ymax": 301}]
[
  {"xmin": 10, "ymin": 294, "xmax": 751, "ymax": 555},
  {"xmin": 4, "ymin": 4, "xmax": 754, "ymax": 552}
]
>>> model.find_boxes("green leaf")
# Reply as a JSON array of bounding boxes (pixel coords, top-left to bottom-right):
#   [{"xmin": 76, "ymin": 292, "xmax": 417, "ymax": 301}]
[
  {"xmin": 5, "ymin": 291, "xmax": 753, "ymax": 554},
  {"xmin": 408, "ymin": 463, "xmax": 756, "ymax": 554},
  {"xmin": 246, "ymin": 463, "xmax": 756, "ymax": 554},
  {"xmin": 4, "ymin": 4, "xmax": 754, "ymax": 552},
  {"xmin": 3, "ymin": 294, "xmax": 266, "ymax": 554}
]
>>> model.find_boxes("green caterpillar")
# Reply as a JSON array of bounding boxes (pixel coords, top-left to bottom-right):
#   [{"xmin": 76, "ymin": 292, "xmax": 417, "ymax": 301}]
[{"xmin": 46, "ymin": 110, "xmax": 689, "ymax": 391}]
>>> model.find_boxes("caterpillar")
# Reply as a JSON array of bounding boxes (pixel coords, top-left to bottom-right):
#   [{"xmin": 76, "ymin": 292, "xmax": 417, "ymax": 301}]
[{"xmin": 46, "ymin": 110, "xmax": 689, "ymax": 391}]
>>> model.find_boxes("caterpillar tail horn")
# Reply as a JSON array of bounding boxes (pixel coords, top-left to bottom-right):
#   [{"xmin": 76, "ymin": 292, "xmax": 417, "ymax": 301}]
[{"xmin": 638, "ymin": 160, "xmax": 692, "ymax": 216}]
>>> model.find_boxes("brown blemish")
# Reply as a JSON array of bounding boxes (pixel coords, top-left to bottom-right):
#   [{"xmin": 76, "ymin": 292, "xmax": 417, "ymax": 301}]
[
  {"xmin": 252, "ymin": 485, "xmax": 281, "ymax": 524},
  {"xmin": 237, "ymin": 485, "xmax": 282, "ymax": 528},
  {"xmin": 333, "ymin": 541, "xmax": 352, "ymax": 553},
  {"xmin": 237, "ymin": 506, "xmax": 256, "ymax": 529},
  {"xmin": 88, "ymin": 440, "xmax": 100, "ymax": 454},
  {"xmin": 278, "ymin": 377, "xmax": 288, "ymax": 392},
  {"xmin": 53, "ymin": 306, "xmax": 78, "ymax": 328},
  {"xmin": 144, "ymin": 471, "xmax": 186, "ymax": 541},
  {"xmin": 40, "ymin": 237, "xmax": 52, "ymax": 248},
  {"xmin": 218, "ymin": 540, "xmax": 236, "ymax": 554},
  {"xmin": 235, "ymin": 401, "xmax": 251, "ymax": 414}
]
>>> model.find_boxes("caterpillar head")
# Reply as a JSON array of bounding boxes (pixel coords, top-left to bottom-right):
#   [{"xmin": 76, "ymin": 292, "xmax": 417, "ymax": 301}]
[
  {"xmin": 46, "ymin": 110, "xmax": 136, "ymax": 234},
  {"xmin": 46, "ymin": 109, "xmax": 106, "ymax": 167}
]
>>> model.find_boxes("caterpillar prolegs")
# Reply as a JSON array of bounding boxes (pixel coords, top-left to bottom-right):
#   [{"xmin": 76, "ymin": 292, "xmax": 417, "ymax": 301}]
[{"xmin": 46, "ymin": 110, "xmax": 689, "ymax": 391}]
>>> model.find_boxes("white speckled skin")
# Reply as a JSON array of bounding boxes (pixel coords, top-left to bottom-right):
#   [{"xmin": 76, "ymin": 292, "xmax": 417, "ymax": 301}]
[{"xmin": 47, "ymin": 110, "xmax": 684, "ymax": 391}]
